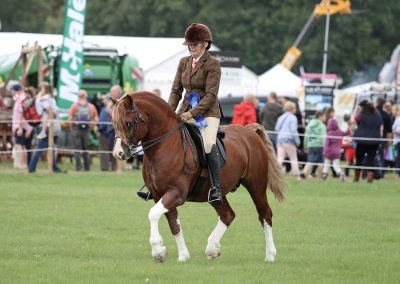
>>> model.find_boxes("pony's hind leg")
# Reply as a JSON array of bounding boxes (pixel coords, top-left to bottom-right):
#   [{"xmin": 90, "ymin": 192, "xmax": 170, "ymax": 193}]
[
  {"xmin": 148, "ymin": 198, "xmax": 169, "ymax": 262},
  {"xmin": 246, "ymin": 184, "xmax": 277, "ymax": 262},
  {"xmin": 165, "ymin": 208, "xmax": 190, "ymax": 262},
  {"xmin": 205, "ymin": 197, "xmax": 236, "ymax": 260}
]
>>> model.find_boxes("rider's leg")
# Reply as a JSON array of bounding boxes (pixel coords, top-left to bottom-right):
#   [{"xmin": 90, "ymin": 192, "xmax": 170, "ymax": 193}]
[{"xmin": 201, "ymin": 117, "xmax": 222, "ymax": 204}]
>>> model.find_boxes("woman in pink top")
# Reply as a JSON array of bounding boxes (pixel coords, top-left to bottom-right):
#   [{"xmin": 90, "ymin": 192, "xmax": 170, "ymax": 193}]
[{"xmin": 11, "ymin": 84, "xmax": 33, "ymax": 169}]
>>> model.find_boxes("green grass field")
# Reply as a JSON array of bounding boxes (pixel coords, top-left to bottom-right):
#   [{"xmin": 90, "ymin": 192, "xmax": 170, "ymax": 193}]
[{"xmin": 1, "ymin": 164, "xmax": 399, "ymax": 283}]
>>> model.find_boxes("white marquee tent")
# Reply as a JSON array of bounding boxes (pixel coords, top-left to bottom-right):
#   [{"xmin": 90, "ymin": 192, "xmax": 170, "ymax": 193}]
[{"xmin": 257, "ymin": 63, "xmax": 302, "ymax": 97}]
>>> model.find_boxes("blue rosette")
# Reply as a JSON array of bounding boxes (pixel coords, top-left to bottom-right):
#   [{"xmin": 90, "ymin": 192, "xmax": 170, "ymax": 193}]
[{"xmin": 188, "ymin": 92, "xmax": 208, "ymax": 128}]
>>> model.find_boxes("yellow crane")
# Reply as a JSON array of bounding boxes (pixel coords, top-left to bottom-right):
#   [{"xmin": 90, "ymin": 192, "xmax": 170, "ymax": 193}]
[{"xmin": 281, "ymin": 0, "xmax": 352, "ymax": 70}]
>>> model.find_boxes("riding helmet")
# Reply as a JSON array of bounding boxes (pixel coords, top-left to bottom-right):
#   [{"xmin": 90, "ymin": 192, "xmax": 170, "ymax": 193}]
[{"xmin": 183, "ymin": 23, "xmax": 213, "ymax": 50}]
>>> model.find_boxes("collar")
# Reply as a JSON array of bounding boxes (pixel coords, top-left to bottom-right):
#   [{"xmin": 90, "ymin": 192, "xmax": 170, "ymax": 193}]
[{"xmin": 192, "ymin": 51, "xmax": 206, "ymax": 63}]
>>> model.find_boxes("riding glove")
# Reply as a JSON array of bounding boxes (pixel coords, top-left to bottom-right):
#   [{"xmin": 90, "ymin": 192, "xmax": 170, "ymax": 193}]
[{"xmin": 180, "ymin": 111, "xmax": 193, "ymax": 122}]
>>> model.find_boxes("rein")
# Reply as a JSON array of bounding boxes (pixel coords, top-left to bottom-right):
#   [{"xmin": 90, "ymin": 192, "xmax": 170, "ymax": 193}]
[
  {"xmin": 117, "ymin": 117, "xmax": 198, "ymax": 175},
  {"xmin": 125, "ymin": 121, "xmax": 184, "ymax": 154}
]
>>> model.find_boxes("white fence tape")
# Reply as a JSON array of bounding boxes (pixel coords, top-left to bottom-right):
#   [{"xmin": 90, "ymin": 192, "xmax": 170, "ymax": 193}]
[
  {"xmin": 1, "ymin": 119, "xmax": 398, "ymax": 172},
  {"xmin": 1, "ymin": 148, "xmax": 398, "ymax": 172},
  {"xmin": 0, "ymin": 119, "xmax": 395, "ymax": 142}
]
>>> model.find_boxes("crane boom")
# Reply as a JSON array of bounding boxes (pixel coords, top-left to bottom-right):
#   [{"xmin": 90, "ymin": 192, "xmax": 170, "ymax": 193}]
[{"xmin": 281, "ymin": 0, "xmax": 351, "ymax": 70}]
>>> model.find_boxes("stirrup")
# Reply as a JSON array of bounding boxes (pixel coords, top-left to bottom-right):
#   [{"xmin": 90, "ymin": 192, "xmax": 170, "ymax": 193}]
[
  {"xmin": 137, "ymin": 191, "xmax": 153, "ymax": 201},
  {"xmin": 208, "ymin": 187, "xmax": 222, "ymax": 205}
]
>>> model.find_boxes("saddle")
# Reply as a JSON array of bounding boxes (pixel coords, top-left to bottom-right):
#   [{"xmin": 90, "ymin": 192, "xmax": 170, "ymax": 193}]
[
  {"xmin": 183, "ymin": 123, "xmax": 227, "ymax": 201},
  {"xmin": 184, "ymin": 122, "xmax": 226, "ymax": 168}
]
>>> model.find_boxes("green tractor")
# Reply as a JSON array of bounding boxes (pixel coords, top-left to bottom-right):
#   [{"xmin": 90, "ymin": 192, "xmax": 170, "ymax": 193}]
[
  {"xmin": 0, "ymin": 45, "xmax": 141, "ymax": 105},
  {"xmin": 0, "ymin": 45, "xmax": 141, "ymax": 151}
]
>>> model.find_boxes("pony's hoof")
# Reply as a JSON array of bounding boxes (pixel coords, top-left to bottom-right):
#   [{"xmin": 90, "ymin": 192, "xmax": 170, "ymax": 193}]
[
  {"xmin": 265, "ymin": 249, "xmax": 276, "ymax": 262},
  {"xmin": 177, "ymin": 252, "xmax": 190, "ymax": 262},
  {"xmin": 207, "ymin": 251, "xmax": 221, "ymax": 260},
  {"xmin": 265, "ymin": 255, "xmax": 275, "ymax": 262},
  {"xmin": 152, "ymin": 245, "xmax": 167, "ymax": 263},
  {"xmin": 205, "ymin": 243, "xmax": 221, "ymax": 260}
]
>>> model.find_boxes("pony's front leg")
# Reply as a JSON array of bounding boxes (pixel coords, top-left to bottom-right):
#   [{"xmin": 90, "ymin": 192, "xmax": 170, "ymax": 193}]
[
  {"xmin": 165, "ymin": 208, "xmax": 190, "ymax": 262},
  {"xmin": 148, "ymin": 198, "xmax": 168, "ymax": 262},
  {"xmin": 205, "ymin": 217, "xmax": 227, "ymax": 260},
  {"xmin": 206, "ymin": 199, "xmax": 235, "ymax": 260}
]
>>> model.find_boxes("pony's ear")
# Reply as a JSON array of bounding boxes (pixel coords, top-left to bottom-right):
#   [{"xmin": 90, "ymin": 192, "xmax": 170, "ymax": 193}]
[
  {"xmin": 125, "ymin": 94, "xmax": 133, "ymax": 106},
  {"xmin": 110, "ymin": 96, "xmax": 117, "ymax": 105}
]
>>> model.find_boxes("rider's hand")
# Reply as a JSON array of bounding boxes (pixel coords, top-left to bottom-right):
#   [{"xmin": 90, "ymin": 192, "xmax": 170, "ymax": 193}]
[
  {"xmin": 16, "ymin": 128, "xmax": 23, "ymax": 136},
  {"xmin": 180, "ymin": 111, "xmax": 193, "ymax": 122}
]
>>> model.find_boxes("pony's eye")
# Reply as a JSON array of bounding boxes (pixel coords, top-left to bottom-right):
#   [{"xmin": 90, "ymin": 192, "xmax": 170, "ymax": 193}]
[{"xmin": 127, "ymin": 122, "xmax": 133, "ymax": 127}]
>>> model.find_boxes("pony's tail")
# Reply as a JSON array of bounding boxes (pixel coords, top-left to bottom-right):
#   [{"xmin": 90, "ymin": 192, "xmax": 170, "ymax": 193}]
[{"xmin": 246, "ymin": 123, "xmax": 286, "ymax": 202}]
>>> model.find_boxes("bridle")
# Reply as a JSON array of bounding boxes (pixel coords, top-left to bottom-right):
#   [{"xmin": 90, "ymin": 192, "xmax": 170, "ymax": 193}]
[{"xmin": 116, "ymin": 101, "xmax": 184, "ymax": 158}]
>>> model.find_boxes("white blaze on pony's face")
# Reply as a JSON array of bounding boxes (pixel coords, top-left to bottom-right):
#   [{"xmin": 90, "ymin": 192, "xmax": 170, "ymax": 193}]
[{"xmin": 113, "ymin": 137, "xmax": 125, "ymax": 160}]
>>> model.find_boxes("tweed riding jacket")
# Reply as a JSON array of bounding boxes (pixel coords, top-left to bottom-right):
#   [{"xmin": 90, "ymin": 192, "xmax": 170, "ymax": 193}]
[{"xmin": 168, "ymin": 51, "xmax": 222, "ymax": 118}]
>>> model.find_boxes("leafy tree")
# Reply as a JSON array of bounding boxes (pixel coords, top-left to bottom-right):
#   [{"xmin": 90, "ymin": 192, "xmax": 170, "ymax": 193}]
[{"xmin": 1, "ymin": 0, "xmax": 399, "ymax": 84}]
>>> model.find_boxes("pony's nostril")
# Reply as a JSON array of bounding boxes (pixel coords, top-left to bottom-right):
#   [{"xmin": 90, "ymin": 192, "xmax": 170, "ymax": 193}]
[{"xmin": 119, "ymin": 151, "xmax": 124, "ymax": 157}]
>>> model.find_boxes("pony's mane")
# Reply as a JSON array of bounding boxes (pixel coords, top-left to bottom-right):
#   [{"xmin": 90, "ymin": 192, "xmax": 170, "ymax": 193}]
[{"xmin": 131, "ymin": 91, "xmax": 176, "ymax": 115}]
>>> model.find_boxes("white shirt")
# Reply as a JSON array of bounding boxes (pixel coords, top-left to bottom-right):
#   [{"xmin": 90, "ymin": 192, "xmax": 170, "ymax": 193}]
[{"xmin": 193, "ymin": 52, "xmax": 205, "ymax": 62}]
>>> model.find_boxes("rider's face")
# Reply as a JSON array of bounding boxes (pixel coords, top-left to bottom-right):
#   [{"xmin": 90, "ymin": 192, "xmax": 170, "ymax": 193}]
[{"xmin": 189, "ymin": 41, "xmax": 207, "ymax": 58}]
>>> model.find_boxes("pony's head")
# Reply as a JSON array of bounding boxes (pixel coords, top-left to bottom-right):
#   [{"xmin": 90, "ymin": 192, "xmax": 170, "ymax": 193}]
[
  {"xmin": 111, "ymin": 93, "xmax": 150, "ymax": 159},
  {"xmin": 111, "ymin": 91, "xmax": 178, "ymax": 159},
  {"xmin": 112, "ymin": 93, "xmax": 149, "ymax": 143}
]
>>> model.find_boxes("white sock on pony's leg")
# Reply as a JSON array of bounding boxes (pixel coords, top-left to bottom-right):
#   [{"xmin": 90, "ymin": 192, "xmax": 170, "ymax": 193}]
[
  {"xmin": 205, "ymin": 217, "xmax": 227, "ymax": 260},
  {"xmin": 174, "ymin": 218, "xmax": 190, "ymax": 262},
  {"xmin": 148, "ymin": 198, "xmax": 168, "ymax": 262},
  {"xmin": 263, "ymin": 219, "xmax": 277, "ymax": 262}
]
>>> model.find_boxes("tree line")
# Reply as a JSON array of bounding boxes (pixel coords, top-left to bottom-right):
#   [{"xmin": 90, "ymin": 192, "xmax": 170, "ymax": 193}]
[{"xmin": 1, "ymin": 0, "xmax": 399, "ymax": 84}]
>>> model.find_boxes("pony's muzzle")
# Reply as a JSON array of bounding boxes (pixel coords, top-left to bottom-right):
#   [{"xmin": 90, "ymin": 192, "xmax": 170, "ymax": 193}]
[{"xmin": 113, "ymin": 137, "xmax": 126, "ymax": 160}]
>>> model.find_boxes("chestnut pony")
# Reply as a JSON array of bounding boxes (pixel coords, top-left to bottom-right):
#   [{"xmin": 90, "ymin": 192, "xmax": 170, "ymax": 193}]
[{"xmin": 112, "ymin": 91, "xmax": 285, "ymax": 262}]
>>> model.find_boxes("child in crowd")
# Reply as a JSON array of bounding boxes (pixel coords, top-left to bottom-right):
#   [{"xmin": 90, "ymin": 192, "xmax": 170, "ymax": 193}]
[
  {"xmin": 342, "ymin": 117, "xmax": 357, "ymax": 177},
  {"xmin": 301, "ymin": 110, "xmax": 326, "ymax": 179},
  {"xmin": 321, "ymin": 118, "xmax": 348, "ymax": 182},
  {"xmin": 35, "ymin": 82, "xmax": 53, "ymax": 139}
]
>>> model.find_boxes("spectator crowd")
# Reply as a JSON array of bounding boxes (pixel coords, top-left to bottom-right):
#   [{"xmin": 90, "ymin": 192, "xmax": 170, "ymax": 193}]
[
  {"xmin": 8, "ymin": 82, "xmax": 153, "ymax": 173},
  {"xmin": 6, "ymin": 82, "xmax": 400, "ymax": 181},
  {"xmin": 232, "ymin": 92, "xmax": 400, "ymax": 182}
]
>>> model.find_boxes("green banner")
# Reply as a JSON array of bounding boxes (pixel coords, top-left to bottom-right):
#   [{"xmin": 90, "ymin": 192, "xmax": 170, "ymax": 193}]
[{"xmin": 57, "ymin": 0, "xmax": 87, "ymax": 110}]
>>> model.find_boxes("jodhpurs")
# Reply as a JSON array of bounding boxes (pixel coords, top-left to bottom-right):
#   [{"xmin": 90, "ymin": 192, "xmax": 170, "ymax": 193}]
[{"xmin": 196, "ymin": 117, "xmax": 220, "ymax": 154}]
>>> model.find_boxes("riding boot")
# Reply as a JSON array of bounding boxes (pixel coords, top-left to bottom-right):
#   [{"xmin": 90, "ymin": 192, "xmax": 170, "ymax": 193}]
[
  {"xmin": 137, "ymin": 191, "xmax": 153, "ymax": 201},
  {"xmin": 206, "ymin": 145, "xmax": 223, "ymax": 205},
  {"xmin": 353, "ymin": 169, "xmax": 361, "ymax": 182},
  {"xmin": 367, "ymin": 171, "xmax": 374, "ymax": 183}
]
